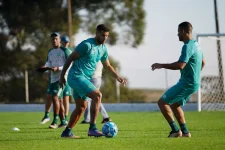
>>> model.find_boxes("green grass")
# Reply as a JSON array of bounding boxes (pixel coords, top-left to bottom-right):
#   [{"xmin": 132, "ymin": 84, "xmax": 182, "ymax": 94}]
[{"xmin": 0, "ymin": 112, "xmax": 225, "ymax": 150}]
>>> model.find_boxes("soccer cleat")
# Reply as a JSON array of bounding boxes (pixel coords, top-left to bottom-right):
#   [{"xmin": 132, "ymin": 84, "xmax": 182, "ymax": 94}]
[
  {"xmin": 80, "ymin": 120, "xmax": 90, "ymax": 124},
  {"xmin": 101, "ymin": 118, "xmax": 112, "ymax": 124},
  {"xmin": 61, "ymin": 130, "xmax": 80, "ymax": 139},
  {"xmin": 88, "ymin": 128, "xmax": 104, "ymax": 137},
  {"xmin": 40, "ymin": 117, "xmax": 50, "ymax": 124},
  {"xmin": 182, "ymin": 132, "xmax": 191, "ymax": 137},
  {"xmin": 58, "ymin": 123, "xmax": 67, "ymax": 128},
  {"xmin": 49, "ymin": 123, "xmax": 58, "ymax": 129},
  {"xmin": 168, "ymin": 130, "xmax": 182, "ymax": 138}
]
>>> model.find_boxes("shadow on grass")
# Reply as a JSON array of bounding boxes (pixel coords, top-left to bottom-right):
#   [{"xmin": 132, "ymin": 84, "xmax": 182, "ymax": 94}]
[{"xmin": 0, "ymin": 137, "xmax": 87, "ymax": 141}]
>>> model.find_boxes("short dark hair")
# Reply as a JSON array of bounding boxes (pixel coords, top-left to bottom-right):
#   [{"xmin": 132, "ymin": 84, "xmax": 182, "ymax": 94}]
[
  {"xmin": 178, "ymin": 21, "xmax": 192, "ymax": 33},
  {"xmin": 96, "ymin": 24, "xmax": 110, "ymax": 32}
]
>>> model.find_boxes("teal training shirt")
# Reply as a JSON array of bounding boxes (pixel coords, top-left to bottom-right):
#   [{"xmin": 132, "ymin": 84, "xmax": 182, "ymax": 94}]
[
  {"xmin": 178, "ymin": 39, "xmax": 203, "ymax": 85},
  {"xmin": 69, "ymin": 38, "xmax": 108, "ymax": 80},
  {"xmin": 68, "ymin": 47, "xmax": 73, "ymax": 53}
]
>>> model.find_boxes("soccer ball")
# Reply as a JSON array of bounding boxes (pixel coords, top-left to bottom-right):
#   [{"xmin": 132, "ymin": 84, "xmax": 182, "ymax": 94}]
[{"xmin": 102, "ymin": 122, "xmax": 118, "ymax": 138}]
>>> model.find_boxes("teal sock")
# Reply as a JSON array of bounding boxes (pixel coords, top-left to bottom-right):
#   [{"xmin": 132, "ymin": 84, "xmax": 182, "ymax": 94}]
[
  {"xmin": 53, "ymin": 114, "xmax": 59, "ymax": 124},
  {"xmin": 169, "ymin": 121, "xmax": 179, "ymax": 132},
  {"xmin": 180, "ymin": 123, "xmax": 189, "ymax": 134},
  {"xmin": 65, "ymin": 115, "xmax": 68, "ymax": 121},
  {"xmin": 89, "ymin": 123, "xmax": 96, "ymax": 130},
  {"xmin": 61, "ymin": 119, "xmax": 66, "ymax": 125},
  {"xmin": 44, "ymin": 112, "xmax": 49, "ymax": 118}
]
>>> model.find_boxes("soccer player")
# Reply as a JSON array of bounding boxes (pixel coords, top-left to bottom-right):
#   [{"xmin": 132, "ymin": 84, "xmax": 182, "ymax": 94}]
[
  {"xmin": 40, "ymin": 32, "xmax": 71, "ymax": 129},
  {"xmin": 60, "ymin": 24, "xmax": 126, "ymax": 138},
  {"xmin": 80, "ymin": 61, "xmax": 111, "ymax": 124},
  {"xmin": 40, "ymin": 35, "xmax": 72, "ymax": 126},
  {"xmin": 151, "ymin": 21, "xmax": 205, "ymax": 138}
]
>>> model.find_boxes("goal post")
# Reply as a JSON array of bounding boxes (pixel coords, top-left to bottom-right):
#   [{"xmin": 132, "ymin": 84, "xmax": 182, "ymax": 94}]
[{"xmin": 196, "ymin": 33, "xmax": 225, "ymax": 111}]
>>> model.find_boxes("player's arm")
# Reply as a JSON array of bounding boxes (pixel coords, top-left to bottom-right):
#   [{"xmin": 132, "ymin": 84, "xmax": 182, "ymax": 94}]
[
  {"xmin": 152, "ymin": 45, "xmax": 190, "ymax": 71},
  {"xmin": 102, "ymin": 60, "xmax": 126, "ymax": 86},
  {"xmin": 59, "ymin": 50, "xmax": 80, "ymax": 87},
  {"xmin": 152, "ymin": 61, "xmax": 186, "ymax": 70},
  {"xmin": 61, "ymin": 50, "xmax": 80, "ymax": 77},
  {"xmin": 39, "ymin": 53, "xmax": 53, "ymax": 71}
]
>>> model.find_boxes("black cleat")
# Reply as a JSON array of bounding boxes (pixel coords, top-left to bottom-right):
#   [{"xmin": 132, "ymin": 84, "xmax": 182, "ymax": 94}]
[
  {"xmin": 101, "ymin": 118, "xmax": 112, "ymax": 124},
  {"xmin": 80, "ymin": 120, "xmax": 90, "ymax": 124}
]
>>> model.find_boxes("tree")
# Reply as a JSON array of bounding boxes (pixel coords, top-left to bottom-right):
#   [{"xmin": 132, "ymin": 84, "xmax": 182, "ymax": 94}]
[{"xmin": 0, "ymin": 0, "xmax": 146, "ymax": 103}]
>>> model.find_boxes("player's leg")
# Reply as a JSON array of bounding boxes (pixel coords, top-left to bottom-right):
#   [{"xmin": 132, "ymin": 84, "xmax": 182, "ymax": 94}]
[
  {"xmin": 61, "ymin": 97, "xmax": 87, "ymax": 138},
  {"xmin": 40, "ymin": 94, "xmax": 52, "ymax": 124},
  {"xmin": 158, "ymin": 82, "xmax": 189, "ymax": 137},
  {"xmin": 61, "ymin": 76, "xmax": 102, "ymax": 138},
  {"xmin": 170, "ymin": 102, "xmax": 191, "ymax": 137},
  {"xmin": 41, "ymin": 83, "xmax": 52, "ymax": 124},
  {"xmin": 91, "ymin": 77, "xmax": 111, "ymax": 123},
  {"xmin": 158, "ymin": 98, "xmax": 181, "ymax": 137},
  {"xmin": 63, "ymin": 82, "xmax": 71, "ymax": 122},
  {"xmin": 99, "ymin": 103, "xmax": 111, "ymax": 123},
  {"xmin": 87, "ymin": 89, "xmax": 104, "ymax": 137},
  {"xmin": 81, "ymin": 98, "xmax": 91, "ymax": 124},
  {"xmin": 58, "ymin": 96, "xmax": 67, "ymax": 128},
  {"xmin": 49, "ymin": 81, "xmax": 61, "ymax": 129},
  {"xmin": 63, "ymin": 96, "xmax": 69, "ymax": 121}
]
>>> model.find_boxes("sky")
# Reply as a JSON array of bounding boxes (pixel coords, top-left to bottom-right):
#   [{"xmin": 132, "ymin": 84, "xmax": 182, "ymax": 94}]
[{"xmin": 75, "ymin": 0, "xmax": 225, "ymax": 89}]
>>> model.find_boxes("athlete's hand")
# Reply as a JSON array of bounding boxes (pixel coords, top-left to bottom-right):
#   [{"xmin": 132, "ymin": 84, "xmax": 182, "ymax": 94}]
[
  {"xmin": 59, "ymin": 76, "xmax": 66, "ymax": 89},
  {"xmin": 151, "ymin": 63, "xmax": 163, "ymax": 71},
  {"xmin": 52, "ymin": 67, "xmax": 58, "ymax": 72},
  {"xmin": 117, "ymin": 77, "xmax": 127, "ymax": 86}
]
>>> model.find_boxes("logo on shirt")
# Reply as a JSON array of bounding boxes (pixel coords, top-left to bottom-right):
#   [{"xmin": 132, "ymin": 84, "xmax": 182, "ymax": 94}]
[{"xmin": 91, "ymin": 48, "xmax": 96, "ymax": 54}]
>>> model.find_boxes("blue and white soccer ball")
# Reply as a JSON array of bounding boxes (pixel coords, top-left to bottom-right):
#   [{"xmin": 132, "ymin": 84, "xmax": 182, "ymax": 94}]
[{"xmin": 102, "ymin": 122, "xmax": 118, "ymax": 138}]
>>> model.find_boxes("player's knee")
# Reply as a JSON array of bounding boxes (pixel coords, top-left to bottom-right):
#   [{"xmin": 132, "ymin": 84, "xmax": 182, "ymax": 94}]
[
  {"xmin": 97, "ymin": 91, "xmax": 102, "ymax": 99},
  {"xmin": 157, "ymin": 99, "xmax": 162, "ymax": 106},
  {"xmin": 158, "ymin": 98, "xmax": 166, "ymax": 107},
  {"xmin": 93, "ymin": 91, "xmax": 102, "ymax": 101},
  {"xmin": 80, "ymin": 106, "xmax": 86, "ymax": 112}
]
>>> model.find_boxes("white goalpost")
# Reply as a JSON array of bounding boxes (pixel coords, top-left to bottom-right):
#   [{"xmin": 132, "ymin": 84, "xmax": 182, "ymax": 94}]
[{"xmin": 196, "ymin": 33, "xmax": 225, "ymax": 111}]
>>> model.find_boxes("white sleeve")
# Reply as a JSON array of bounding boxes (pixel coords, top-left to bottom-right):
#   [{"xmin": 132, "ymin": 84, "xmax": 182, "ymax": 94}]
[{"xmin": 58, "ymin": 66, "xmax": 63, "ymax": 71}]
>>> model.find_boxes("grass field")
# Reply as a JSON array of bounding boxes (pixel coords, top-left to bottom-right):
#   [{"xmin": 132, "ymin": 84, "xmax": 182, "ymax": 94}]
[{"xmin": 0, "ymin": 111, "xmax": 225, "ymax": 150}]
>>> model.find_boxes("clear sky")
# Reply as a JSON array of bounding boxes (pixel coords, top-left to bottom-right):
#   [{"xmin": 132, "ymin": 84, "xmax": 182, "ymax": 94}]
[{"xmin": 75, "ymin": 0, "xmax": 225, "ymax": 89}]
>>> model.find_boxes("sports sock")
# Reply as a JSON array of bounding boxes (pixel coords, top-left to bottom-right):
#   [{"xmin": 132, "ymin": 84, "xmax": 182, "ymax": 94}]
[
  {"xmin": 169, "ymin": 121, "xmax": 179, "ymax": 132},
  {"xmin": 53, "ymin": 114, "xmax": 59, "ymax": 124},
  {"xmin": 61, "ymin": 119, "xmax": 67, "ymax": 125},
  {"xmin": 44, "ymin": 112, "xmax": 50, "ymax": 118},
  {"xmin": 180, "ymin": 123, "xmax": 189, "ymax": 134},
  {"xmin": 65, "ymin": 115, "xmax": 68, "ymax": 121},
  {"xmin": 89, "ymin": 123, "xmax": 97, "ymax": 130}
]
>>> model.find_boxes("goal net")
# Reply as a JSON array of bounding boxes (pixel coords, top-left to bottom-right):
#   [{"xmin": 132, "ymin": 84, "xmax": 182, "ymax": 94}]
[{"xmin": 197, "ymin": 33, "xmax": 225, "ymax": 111}]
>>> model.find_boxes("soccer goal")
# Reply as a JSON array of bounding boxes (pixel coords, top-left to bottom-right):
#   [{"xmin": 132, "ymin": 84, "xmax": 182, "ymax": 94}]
[{"xmin": 197, "ymin": 33, "xmax": 225, "ymax": 111}]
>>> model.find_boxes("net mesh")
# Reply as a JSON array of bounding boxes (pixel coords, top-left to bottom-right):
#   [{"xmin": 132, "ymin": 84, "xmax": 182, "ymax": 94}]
[{"xmin": 198, "ymin": 35, "xmax": 225, "ymax": 111}]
